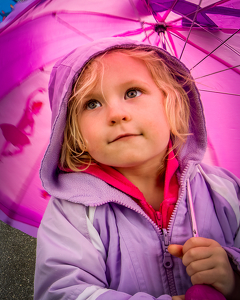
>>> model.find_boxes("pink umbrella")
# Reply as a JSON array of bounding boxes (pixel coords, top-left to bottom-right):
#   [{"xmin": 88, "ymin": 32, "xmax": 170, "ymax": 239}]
[{"xmin": 0, "ymin": 0, "xmax": 239, "ymax": 237}]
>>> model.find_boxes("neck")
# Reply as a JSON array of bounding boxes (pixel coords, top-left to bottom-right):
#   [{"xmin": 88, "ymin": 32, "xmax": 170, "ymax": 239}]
[{"xmin": 115, "ymin": 162, "xmax": 166, "ymax": 210}]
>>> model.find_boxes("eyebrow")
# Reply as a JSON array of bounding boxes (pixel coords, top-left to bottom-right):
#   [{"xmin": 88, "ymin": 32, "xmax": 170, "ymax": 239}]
[
  {"xmin": 119, "ymin": 79, "xmax": 149, "ymax": 87},
  {"xmin": 82, "ymin": 90, "xmax": 103, "ymax": 99},
  {"xmin": 123, "ymin": 79, "xmax": 149, "ymax": 85},
  {"xmin": 84, "ymin": 80, "xmax": 150, "ymax": 98}
]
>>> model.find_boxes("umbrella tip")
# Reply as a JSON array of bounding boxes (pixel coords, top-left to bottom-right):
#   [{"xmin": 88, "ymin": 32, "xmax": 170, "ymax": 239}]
[{"xmin": 154, "ymin": 23, "xmax": 167, "ymax": 34}]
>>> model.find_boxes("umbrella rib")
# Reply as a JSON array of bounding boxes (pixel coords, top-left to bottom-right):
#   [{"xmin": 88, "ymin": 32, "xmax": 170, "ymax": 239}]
[
  {"xmin": 54, "ymin": 14, "xmax": 93, "ymax": 41},
  {"xmin": 128, "ymin": 0, "xmax": 151, "ymax": 44},
  {"xmin": 165, "ymin": 0, "xmax": 240, "ymax": 57},
  {"xmin": 171, "ymin": 26, "xmax": 238, "ymax": 33},
  {"xmin": 179, "ymin": 0, "xmax": 203, "ymax": 60},
  {"xmin": 169, "ymin": 29, "xmax": 240, "ymax": 75},
  {"xmin": 166, "ymin": 37, "xmax": 174, "ymax": 55},
  {"xmin": 168, "ymin": 0, "xmax": 229, "ymax": 26},
  {"xmin": 191, "ymin": 29, "xmax": 240, "ymax": 70},
  {"xmin": 168, "ymin": 30, "xmax": 187, "ymax": 42},
  {"xmin": 195, "ymin": 65, "xmax": 240, "ymax": 79},
  {"xmin": 142, "ymin": 30, "xmax": 155, "ymax": 43},
  {"xmin": 143, "ymin": 0, "xmax": 163, "ymax": 23},
  {"xmin": 164, "ymin": 0, "xmax": 240, "ymax": 56},
  {"xmin": 198, "ymin": 89, "xmax": 240, "ymax": 96},
  {"xmin": 55, "ymin": 11, "xmax": 150, "ymax": 42},
  {"xmin": 113, "ymin": 27, "xmax": 146, "ymax": 38},
  {"xmin": 55, "ymin": 10, "xmax": 143, "ymax": 23},
  {"xmin": 162, "ymin": 0, "xmax": 180, "ymax": 22},
  {"xmin": 156, "ymin": 33, "xmax": 161, "ymax": 47},
  {"xmin": 163, "ymin": 33, "xmax": 175, "ymax": 56},
  {"xmin": 174, "ymin": 25, "xmax": 240, "ymax": 57},
  {"xmin": 113, "ymin": 25, "xmax": 155, "ymax": 39},
  {"xmin": 41, "ymin": 8, "xmax": 240, "ymax": 59},
  {"xmin": 166, "ymin": 31, "xmax": 178, "ymax": 57}
]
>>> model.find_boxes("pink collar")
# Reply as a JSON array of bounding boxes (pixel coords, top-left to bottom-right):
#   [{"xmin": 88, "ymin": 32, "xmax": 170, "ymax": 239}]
[
  {"xmin": 83, "ymin": 142, "xmax": 179, "ymax": 228},
  {"xmin": 60, "ymin": 141, "xmax": 179, "ymax": 228},
  {"xmin": 84, "ymin": 142, "xmax": 178, "ymax": 200}
]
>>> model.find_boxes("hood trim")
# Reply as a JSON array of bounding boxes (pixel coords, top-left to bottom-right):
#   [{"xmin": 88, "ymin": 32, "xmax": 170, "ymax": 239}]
[{"xmin": 40, "ymin": 37, "xmax": 207, "ymax": 195}]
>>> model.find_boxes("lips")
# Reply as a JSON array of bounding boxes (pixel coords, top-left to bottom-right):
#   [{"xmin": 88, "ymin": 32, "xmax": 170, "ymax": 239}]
[{"xmin": 110, "ymin": 133, "xmax": 140, "ymax": 143}]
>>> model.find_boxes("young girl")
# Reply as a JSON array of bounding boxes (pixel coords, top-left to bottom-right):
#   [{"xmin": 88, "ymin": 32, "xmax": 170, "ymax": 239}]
[{"xmin": 34, "ymin": 37, "xmax": 240, "ymax": 300}]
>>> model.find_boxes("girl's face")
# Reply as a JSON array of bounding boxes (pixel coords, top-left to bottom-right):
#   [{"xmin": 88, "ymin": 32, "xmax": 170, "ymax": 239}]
[{"xmin": 78, "ymin": 52, "xmax": 170, "ymax": 174}]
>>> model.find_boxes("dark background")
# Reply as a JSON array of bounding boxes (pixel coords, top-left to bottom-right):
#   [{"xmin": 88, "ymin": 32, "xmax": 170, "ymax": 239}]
[{"xmin": 0, "ymin": 220, "xmax": 36, "ymax": 300}]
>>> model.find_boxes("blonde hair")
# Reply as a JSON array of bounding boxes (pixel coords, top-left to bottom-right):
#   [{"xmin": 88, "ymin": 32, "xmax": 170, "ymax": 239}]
[{"xmin": 60, "ymin": 47, "xmax": 192, "ymax": 172}]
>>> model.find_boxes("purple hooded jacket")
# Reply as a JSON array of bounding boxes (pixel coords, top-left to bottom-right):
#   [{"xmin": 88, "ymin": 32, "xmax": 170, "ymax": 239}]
[{"xmin": 34, "ymin": 38, "xmax": 240, "ymax": 300}]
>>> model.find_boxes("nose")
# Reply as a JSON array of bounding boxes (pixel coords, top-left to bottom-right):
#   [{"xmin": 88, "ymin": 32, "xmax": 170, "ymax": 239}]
[{"xmin": 107, "ymin": 103, "xmax": 131, "ymax": 125}]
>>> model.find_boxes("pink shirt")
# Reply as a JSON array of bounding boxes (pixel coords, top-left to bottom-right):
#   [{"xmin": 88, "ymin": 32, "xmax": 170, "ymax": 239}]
[{"xmin": 83, "ymin": 146, "xmax": 179, "ymax": 229}]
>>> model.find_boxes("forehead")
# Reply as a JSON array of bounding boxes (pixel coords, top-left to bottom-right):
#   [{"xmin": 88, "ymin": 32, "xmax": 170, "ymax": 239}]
[
  {"xmin": 77, "ymin": 51, "xmax": 157, "ymax": 97},
  {"xmin": 100, "ymin": 51, "xmax": 150, "ymax": 77},
  {"xmin": 87, "ymin": 51, "xmax": 157, "ymax": 91}
]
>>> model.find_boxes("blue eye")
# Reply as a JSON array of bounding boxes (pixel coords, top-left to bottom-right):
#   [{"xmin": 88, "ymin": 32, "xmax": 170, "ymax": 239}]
[
  {"xmin": 125, "ymin": 89, "xmax": 142, "ymax": 99},
  {"xmin": 86, "ymin": 100, "xmax": 102, "ymax": 110}
]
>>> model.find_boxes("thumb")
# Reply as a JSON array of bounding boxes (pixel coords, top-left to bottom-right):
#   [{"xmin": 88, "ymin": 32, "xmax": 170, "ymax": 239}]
[{"xmin": 168, "ymin": 244, "xmax": 183, "ymax": 259}]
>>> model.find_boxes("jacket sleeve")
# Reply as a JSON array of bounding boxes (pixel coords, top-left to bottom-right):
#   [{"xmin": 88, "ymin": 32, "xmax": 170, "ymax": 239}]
[
  {"xmin": 199, "ymin": 164, "xmax": 240, "ymax": 273},
  {"xmin": 34, "ymin": 197, "xmax": 172, "ymax": 300}
]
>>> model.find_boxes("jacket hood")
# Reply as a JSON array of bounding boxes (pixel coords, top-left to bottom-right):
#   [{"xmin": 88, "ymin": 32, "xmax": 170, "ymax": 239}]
[{"xmin": 40, "ymin": 37, "xmax": 207, "ymax": 194}]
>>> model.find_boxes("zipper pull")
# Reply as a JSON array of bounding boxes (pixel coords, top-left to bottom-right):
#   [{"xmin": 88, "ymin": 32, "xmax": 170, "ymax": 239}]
[
  {"xmin": 161, "ymin": 228, "xmax": 173, "ymax": 269},
  {"xmin": 155, "ymin": 211, "xmax": 162, "ymax": 229}
]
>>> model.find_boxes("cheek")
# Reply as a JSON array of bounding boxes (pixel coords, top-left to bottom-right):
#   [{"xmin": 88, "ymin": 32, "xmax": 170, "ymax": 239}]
[
  {"xmin": 157, "ymin": 105, "xmax": 171, "ymax": 133},
  {"xmin": 80, "ymin": 127, "xmax": 101, "ymax": 153},
  {"xmin": 81, "ymin": 130, "xmax": 95, "ymax": 150},
  {"xmin": 78, "ymin": 115, "xmax": 92, "ymax": 141},
  {"xmin": 147, "ymin": 108, "xmax": 170, "ymax": 134}
]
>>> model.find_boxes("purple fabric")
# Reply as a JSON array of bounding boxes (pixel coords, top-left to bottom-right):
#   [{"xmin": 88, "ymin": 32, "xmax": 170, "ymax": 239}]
[
  {"xmin": 34, "ymin": 167, "xmax": 240, "ymax": 299},
  {"xmin": 147, "ymin": 0, "xmax": 240, "ymax": 27}
]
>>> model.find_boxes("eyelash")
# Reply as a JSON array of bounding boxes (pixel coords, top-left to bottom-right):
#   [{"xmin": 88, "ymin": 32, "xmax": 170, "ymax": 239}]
[
  {"xmin": 125, "ymin": 88, "xmax": 143, "ymax": 99},
  {"xmin": 83, "ymin": 99, "xmax": 102, "ymax": 110},
  {"xmin": 82, "ymin": 87, "xmax": 143, "ymax": 110}
]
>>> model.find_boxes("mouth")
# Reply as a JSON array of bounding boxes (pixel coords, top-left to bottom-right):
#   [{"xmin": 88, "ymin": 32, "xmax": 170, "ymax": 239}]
[{"xmin": 109, "ymin": 133, "xmax": 141, "ymax": 143}]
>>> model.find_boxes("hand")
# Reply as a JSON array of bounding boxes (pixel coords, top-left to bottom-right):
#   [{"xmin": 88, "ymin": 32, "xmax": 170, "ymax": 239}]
[
  {"xmin": 172, "ymin": 295, "xmax": 185, "ymax": 300},
  {"xmin": 168, "ymin": 237, "xmax": 235, "ymax": 297}
]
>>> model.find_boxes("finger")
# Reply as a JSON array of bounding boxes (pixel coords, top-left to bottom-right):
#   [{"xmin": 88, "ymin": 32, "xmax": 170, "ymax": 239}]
[
  {"xmin": 183, "ymin": 245, "xmax": 229, "ymax": 269},
  {"xmin": 168, "ymin": 244, "xmax": 183, "ymax": 258},
  {"xmin": 189, "ymin": 266, "xmax": 235, "ymax": 296},
  {"xmin": 182, "ymin": 237, "xmax": 220, "ymax": 255},
  {"xmin": 185, "ymin": 256, "xmax": 216, "ymax": 277},
  {"xmin": 190, "ymin": 268, "xmax": 218, "ymax": 286},
  {"xmin": 182, "ymin": 246, "xmax": 212, "ymax": 267}
]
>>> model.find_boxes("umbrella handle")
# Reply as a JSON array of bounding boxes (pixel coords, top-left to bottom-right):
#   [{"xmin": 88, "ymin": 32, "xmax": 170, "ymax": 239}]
[
  {"xmin": 186, "ymin": 181, "xmax": 226, "ymax": 299},
  {"xmin": 185, "ymin": 284, "xmax": 226, "ymax": 300}
]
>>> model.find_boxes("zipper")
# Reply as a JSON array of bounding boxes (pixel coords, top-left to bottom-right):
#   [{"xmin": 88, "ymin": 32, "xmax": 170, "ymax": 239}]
[
  {"xmin": 71, "ymin": 162, "xmax": 193, "ymax": 296},
  {"xmin": 78, "ymin": 197, "xmax": 178, "ymax": 294},
  {"xmin": 107, "ymin": 201, "xmax": 178, "ymax": 296},
  {"xmin": 161, "ymin": 228, "xmax": 177, "ymax": 296},
  {"xmin": 167, "ymin": 162, "xmax": 191, "ymax": 233},
  {"xmin": 161, "ymin": 228, "xmax": 173, "ymax": 269},
  {"xmin": 155, "ymin": 210, "xmax": 177, "ymax": 295},
  {"xmin": 160, "ymin": 162, "xmax": 192, "ymax": 296}
]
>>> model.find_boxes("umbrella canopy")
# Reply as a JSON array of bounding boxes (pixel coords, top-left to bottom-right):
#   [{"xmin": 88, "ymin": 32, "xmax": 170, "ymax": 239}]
[{"xmin": 0, "ymin": 0, "xmax": 239, "ymax": 237}]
